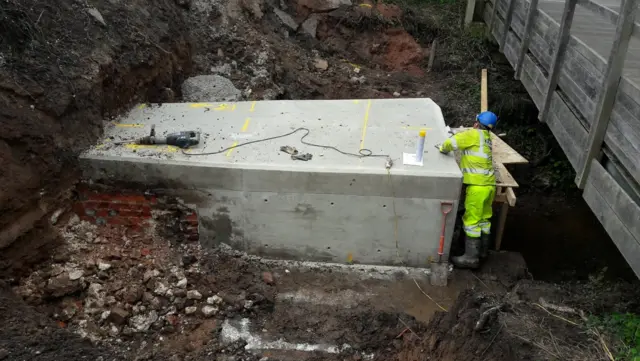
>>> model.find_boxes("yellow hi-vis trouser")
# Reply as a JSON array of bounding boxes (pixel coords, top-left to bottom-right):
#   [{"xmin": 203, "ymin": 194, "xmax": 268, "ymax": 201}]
[{"xmin": 462, "ymin": 185, "xmax": 496, "ymax": 238}]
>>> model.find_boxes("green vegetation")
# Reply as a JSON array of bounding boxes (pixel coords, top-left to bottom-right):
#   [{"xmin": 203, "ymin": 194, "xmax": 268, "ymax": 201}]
[{"xmin": 589, "ymin": 312, "xmax": 640, "ymax": 361}]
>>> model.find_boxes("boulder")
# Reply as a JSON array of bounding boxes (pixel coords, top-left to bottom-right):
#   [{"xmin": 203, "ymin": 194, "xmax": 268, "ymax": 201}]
[
  {"xmin": 181, "ymin": 75, "xmax": 241, "ymax": 102},
  {"xmin": 297, "ymin": 0, "xmax": 351, "ymax": 12}
]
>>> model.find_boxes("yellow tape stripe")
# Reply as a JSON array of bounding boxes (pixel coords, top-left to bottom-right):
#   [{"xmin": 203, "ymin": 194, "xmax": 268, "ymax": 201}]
[
  {"xmin": 360, "ymin": 100, "xmax": 372, "ymax": 150},
  {"xmin": 227, "ymin": 117, "xmax": 252, "ymax": 157},
  {"xmin": 125, "ymin": 144, "xmax": 179, "ymax": 152},
  {"xmin": 250, "ymin": 101, "xmax": 256, "ymax": 112},
  {"xmin": 226, "ymin": 142, "xmax": 238, "ymax": 157}
]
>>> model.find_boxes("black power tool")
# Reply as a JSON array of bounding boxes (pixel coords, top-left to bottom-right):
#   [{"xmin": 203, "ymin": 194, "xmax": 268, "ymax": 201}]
[{"xmin": 136, "ymin": 125, "xmax": 200, "ymax": 149}]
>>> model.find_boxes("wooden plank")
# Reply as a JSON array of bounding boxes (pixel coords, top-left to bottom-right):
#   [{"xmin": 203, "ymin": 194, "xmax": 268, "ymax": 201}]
[
  {"xmin": 494, "ymin": 202, "xmax": 510, "ymax": 250},
  {"xmin": 576, "ymin": 0, "xmax": 638, "ymax": 189},
  {"xmin": 583, "ymin": 160, "xmax": 640, "ymax": 278},
  {"xmin": 605, "ymin": 122, "xmax": 640, "ymax": 184},
  {"xmin": 492, "ymin": 134, "xmax": 529, "ymax": 164},
  {"xmin": 465, "ymin": 0, "xmax": 477, "ymax": 25},
  {"xmin": 501, "ymin": 0, "xmax": 518, "ymax": 51},
  {"xmin": 495, "ymin": 162, "xmax": 519, "ymax": 187},
  {"xmin": 515, "ymin": 0, "xmax": 540, "ymax": 79},
  {"xmin": 539, "ymin": 0, "xmax": 579, "ymax": 122},
  {"xmin": 481, "ymin": 69, "xmax": 488, "ymax": 112}
]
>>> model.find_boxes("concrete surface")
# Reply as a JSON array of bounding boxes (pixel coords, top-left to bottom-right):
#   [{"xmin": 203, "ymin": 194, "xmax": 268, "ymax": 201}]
[{"xmin": 81, "ymin": 99, "xmax": 462, "ymax": 267}]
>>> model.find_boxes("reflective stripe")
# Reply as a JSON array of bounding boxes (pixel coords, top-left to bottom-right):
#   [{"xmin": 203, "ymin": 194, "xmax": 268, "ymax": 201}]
[
  {"xmin": 464, "ymin": 228, "xmax": 481, "ymax": 237},
  {"xmin": 461, "ymin": 130, "xmax": 491, "ymax": 159},
  {"xmin": 449, "ymin": 137, "xmax": 458, "ymax": 150},
  {"xmin": 461, "ymin": 168, "xmax": 495, "ymax": 175}
]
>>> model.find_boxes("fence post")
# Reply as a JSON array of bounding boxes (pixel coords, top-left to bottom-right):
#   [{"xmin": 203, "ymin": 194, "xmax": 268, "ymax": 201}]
[{"xmin": 575, "ymin": 0, "xmax": 637, "ymax": 188}]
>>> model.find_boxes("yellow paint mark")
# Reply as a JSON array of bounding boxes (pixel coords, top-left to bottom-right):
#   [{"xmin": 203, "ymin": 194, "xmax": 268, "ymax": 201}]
[
  {"xmin": 347, "ymin": 253, "xmax": 353, "ymax": 263},
  {"xmin": 241, "ymin": 118, "xmax": 251, "ymax": 132},
  {"xmin": 250, "ymin": 101, "xmax": 256, "ymax": 112},
  {"xmin": 124, "ymin": 144, "xmax": 179, "ymax": 153},
  {"xmin": 226, "ymin": 141, "xmax": 239, "ymax": 157},
  {"xmin": 114, "ymin": 123, "xmax": 144, "ymax": 128},
  {"xmin": 138, "ymin": 104, "xmax": 147, "ymax": 109},
  {"xmin": 352, "ymin": 100, "xmax": 360, "ymax": 104},
  {"xmin": 359, "ymin": 3, "xmax": 372, "ymax": 7},
  {"xmin": 359, "ymin": 99, "xmax": 372, "ymax": 150},
  {"xmin": 190, "ymin": 103, "xmax": 214, "ymax": 108},
  {"xmin": 96, "ymin": 144, "xmax": 106, "ymax": 150}
]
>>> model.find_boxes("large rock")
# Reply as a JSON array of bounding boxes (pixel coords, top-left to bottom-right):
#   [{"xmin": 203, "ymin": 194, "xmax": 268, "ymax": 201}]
[
  {"xmin": 274, "ymin": 9, "xmax": 298, "ymax": 30},
  {"xmin": 181, "ymin": 75, "xmax": 241, "ymax": 102},
  {"xmin": 301, "ymin": 14, "xmax": 320, "ymax": 38},
  {"xmin": 297, "ymin": 0, "xmax": 351, "ymax": 12},
  {"xmin": 45, "ymin": 274, "xmax": 84, "ymax": 298}
]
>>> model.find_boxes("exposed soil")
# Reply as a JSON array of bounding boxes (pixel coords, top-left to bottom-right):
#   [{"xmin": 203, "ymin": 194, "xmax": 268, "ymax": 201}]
[{"xmin": 2, "ymin": 0, "xmax": 640, "ymax": 360}]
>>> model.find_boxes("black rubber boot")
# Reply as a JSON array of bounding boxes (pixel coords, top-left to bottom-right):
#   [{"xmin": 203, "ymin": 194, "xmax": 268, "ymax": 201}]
[
  {"xmin": 451, "ymin": 236, "xmax": 480, "ymax": 269},
  {"xmin": 480, "ymin": 233, "xmax": 490, "ymax": 259}
]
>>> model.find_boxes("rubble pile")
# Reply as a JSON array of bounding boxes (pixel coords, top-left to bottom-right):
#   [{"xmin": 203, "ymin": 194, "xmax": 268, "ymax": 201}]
[{"xmin": 11, "ymin": 214, "xmax": 236, "ymax": 344}]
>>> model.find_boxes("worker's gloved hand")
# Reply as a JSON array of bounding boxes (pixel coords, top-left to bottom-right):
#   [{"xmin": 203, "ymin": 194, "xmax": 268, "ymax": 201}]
[{"xmin": 435, "ymin": 144, "xmax": 448, "ymax": 154}]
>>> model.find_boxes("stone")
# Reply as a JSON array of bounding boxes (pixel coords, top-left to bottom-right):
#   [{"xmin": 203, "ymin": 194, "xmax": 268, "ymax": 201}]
[
  {"xmin": 181, "ymin": 75, "xmax": 241, "ymax": 103},
  {"xmin": 244, "ymin": 300, "xmax": 254, "ymax": 309},
  {"xmin": 68, "ymin": 269, "xmax": 84, "ymax": 281},
  {"xmin": 123, "ymin": 286, "xmax": 144, "ymax": 304},
  {"xmin": 297, "ymin": 0, "xmax": 351, "ymax": 11},
  {"xmin": 143, "ymin": 269, "xmax": 161, "ymax": 283},
  {"xmin": 273, "ymin": 8, "xmax": 298, "ymax": 30},
  {"xmin": 262, "ymin": 272, "xmax": 274, "ymax": 285},
  {"xmin": 350, "ymin": 76, "xmax": 366, "ymax": 84},
  {"xmin": 108, "ymin": 307, "xmax": 130, "ymax": 325},
  {"xmin": 174, "ymin": 297, "xmax": 186, "ymax": 310},
  {"xmin": 176, "ymin": 278, "xmax": 188, "ymax": 289},
  {"xmin": 97, "ymin": 262, "xmax": 111, "ymax": 271},
  {"xmin": 154, "ymin": 282, "xmax": 169, "ymax": 296},
  {"xmin": 314, "ymin": 59, "xmax": 328, "ymax": 71},
  {"xmin": 173, "ymin": 288, "xmax": 187, "ymax": 298},
  {"xmin": 187, "ymin": 290, "xmax": 202, "ymax": 300},
  {"xmin": 130, "ymin": 311, "xmax": 158, "ymax": 332},
  {"xmin": 87, "ymin": 283, "xmax": 104, "ymax": 298},
  {"xmin": 45, "ymin": 274, "xmax": 83, "ymax": 298},
  {"xmin": 207, "ymin": 295, "xmax": 223, "ymax": 305},
  {"xmin": 393, "ymin": 92, "xmax": 401, "ymax": 97},
  {"xmin": 240, "ymin": 0, "xmax": 264, "ymax": 19},
  {"xmin": 185, "ymin": 306, "xmax": 197, "ymax": 315},
  {"xmin": 86, "ymin": 8, "xmax": 106, "ymax": 26},
  {"xmin": 301, "ymin": 14, "xmax": 319, "ymax": 38},
  {"xmin": 201, "ymin": 306, "xmax": 218, "ymax": 317}
]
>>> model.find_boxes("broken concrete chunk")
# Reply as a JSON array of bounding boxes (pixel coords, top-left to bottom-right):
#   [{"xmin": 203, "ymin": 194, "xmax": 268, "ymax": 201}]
[
  {"xmin": 143, "ymin": 269, "xmax": 161, "ymax": 283},
  {"xmin": 301, "ymin": 14, "xmax": 320, "ymax": 38},
  {"xmin": 107, "ymin": 307, "xmax": 130, "ymax": 325},
  {"xmin": 273, "ymin": 8, "xmax": 298, "ymax": 30},
  {"xmin": 187, "ymin": 290, "xmax": 202, "ymax": 300},
  {"xmin": 201, "ymin": 305, "xmax": 218, "ymax": 317},
  {"xmin": 129, "ymin": 311, "xmax": 158, "ymax": 332},
  {"xmin": 154, "ymin": 282, "xmax": 169, "ymax": 296},
  {"xmin": 97, "ymin": 262, "xmax": 111, "ymax": 271},
  {"xmin": 207, "ymin": 295, "xmax": 223, "ymax": 305},
  {"xmin": 123, "ymin": 286, "xmax": 144, "ymax": 304},
  {"xmin": 88, "ymin": 283, "xmax": 104, "ymax": 298},
  {"xmin": 185, "ymin": 306, "xmax": 197, "ymax": 315},
  {"xmin": 181, "ymin": 75, "xmax": 241, "ymax": 102}
]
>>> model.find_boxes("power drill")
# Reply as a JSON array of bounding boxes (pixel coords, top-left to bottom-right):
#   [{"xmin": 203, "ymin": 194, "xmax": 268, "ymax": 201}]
[{"xmin": 136, "ymin": 125, "xmax": 200, "ymax": 149}]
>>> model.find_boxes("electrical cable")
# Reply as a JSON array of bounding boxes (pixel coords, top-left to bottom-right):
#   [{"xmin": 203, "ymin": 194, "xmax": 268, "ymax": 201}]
[{"xmin": 180, "ymin": 127, "xmax": 391, "ymax": 161}]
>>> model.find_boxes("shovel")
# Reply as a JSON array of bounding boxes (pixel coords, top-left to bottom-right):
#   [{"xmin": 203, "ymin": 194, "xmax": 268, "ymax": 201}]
[{"xmin": 430, "ymin": 201, "xmax": 454, "ymax": 287}]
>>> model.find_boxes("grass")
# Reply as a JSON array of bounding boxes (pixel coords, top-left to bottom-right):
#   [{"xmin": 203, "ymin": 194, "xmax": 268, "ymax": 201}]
[{"xmin": 589, "ymin": 312, "xmax": 640, "ymax": 361}]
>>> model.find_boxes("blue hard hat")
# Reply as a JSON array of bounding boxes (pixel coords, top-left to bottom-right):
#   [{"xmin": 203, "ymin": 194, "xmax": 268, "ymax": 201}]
[{"xmin": 477, "ymin": 111, "xmax": 498, "ymax": 129}]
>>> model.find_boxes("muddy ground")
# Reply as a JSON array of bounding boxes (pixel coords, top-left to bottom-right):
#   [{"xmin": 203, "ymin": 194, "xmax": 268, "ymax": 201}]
[{"xmin": 2, "ymin": 0, "xmax": 640, "ymax": 359}]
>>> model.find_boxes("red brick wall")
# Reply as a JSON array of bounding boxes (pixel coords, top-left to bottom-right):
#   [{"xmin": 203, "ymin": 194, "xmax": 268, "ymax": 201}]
[{"xmin": 73, "ymin": 185, "xmax": 199, "ymax": 241}]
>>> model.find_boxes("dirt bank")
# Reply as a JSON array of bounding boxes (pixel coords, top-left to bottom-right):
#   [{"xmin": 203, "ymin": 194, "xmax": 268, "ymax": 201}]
[{"xmin": 0, "ymin": 0, "xmax": 191, "ymax": 270}]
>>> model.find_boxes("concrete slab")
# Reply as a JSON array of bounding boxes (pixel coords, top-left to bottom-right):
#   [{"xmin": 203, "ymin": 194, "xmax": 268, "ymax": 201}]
[{"xmin": 81, "ymin": 99, "xmax": 463, "ymax": 267}]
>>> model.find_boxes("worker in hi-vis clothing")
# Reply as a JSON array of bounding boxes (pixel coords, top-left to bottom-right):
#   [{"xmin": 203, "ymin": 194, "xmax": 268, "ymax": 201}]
[{"xmin": 438, "ymin": 111, "xmax": 498, "ymax": 269}]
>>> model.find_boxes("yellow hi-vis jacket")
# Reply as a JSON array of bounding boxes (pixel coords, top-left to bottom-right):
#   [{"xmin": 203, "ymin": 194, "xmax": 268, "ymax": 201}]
[{"xmin": 440, "ymin": 129, "xmax": 496, "ymax": 186}]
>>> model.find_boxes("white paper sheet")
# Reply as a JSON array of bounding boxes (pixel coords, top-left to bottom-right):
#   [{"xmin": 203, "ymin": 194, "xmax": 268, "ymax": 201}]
[{"xmin": 402, "ymin": 153, "xmax": 424, "ymax": 166}]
